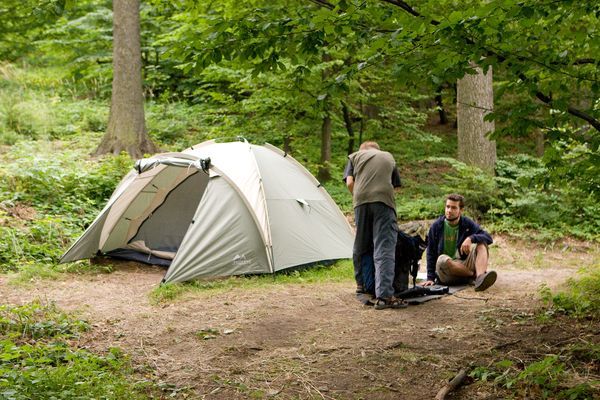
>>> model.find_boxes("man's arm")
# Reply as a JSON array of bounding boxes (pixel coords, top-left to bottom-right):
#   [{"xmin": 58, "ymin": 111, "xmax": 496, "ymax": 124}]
[
  {"xmin": 391, "ymin": 166, "xmax": 402, "ymax": 188},
  {"xmin": 459, "ymin": 219, "xmax": 493, "ymax": 255},
  {"xmin": 346, "ymin": 175, "xmax": 354, "ymax": 194},
  {"xmin": 470, "ymin": 228, "xmax": 493, "ymax": 245},
  {"xmin": 342, "ymin": 159, "xmax": 354, "ymax": 194},
  {"xmin": 463, "ymin": 219, "xmax": 493, "ymax": 244}
]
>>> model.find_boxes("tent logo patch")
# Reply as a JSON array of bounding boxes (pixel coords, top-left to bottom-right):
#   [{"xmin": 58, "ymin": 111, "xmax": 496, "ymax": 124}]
[{"xmin": 233, "ymin": 254, "xmax": 251, "ymax": 266}]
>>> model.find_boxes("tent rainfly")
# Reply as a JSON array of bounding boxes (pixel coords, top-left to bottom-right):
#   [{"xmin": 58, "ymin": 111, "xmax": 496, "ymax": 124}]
[{"xmin": 60, "ymin": 140, "xmax": 354, "ymax": 283}]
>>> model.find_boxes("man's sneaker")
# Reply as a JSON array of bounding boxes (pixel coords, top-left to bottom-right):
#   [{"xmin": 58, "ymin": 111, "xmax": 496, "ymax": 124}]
[
  {"xmin": 436, "ymin": 254, "xmax": 452, "ymax": 271},
  {"xmin": 374, "ymin": 297, "xmax": 408, "ymax": 310},
  {"xmin": 474, "ymin": 271, "xmax": 497, "ymax": 292}
]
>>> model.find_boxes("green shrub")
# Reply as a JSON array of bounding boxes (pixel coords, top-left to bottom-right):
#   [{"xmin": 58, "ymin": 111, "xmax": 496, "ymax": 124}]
[
  {"xmin": 0, "ymin": 342, "xmax": 151, "ymax": 400},
  {"xmin": 0, "ymin": 301, "xmax": 88, "ymax": 340},
  {"xmin": 540, "ymin": 267, "xmax": 600, "ymax": 319},
  {"xmin": 470, "ymin": 356, "xmax": 597, "ymax": 399},
  {"xmin": 0, "ymin": 141, "xmax": 132, "ymax": 271},
  {"xmin": 424, "ymin": 157, "xmax": 500, "ymax": 219},
  {"xmin": 0, "ymin": 302, "xmax": 152, "ymax": 399}
]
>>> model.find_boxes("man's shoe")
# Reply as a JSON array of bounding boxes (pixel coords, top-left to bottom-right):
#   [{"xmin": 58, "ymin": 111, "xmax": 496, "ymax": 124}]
[
  {"xmin": 374, "ymin": 297, "xmax": 408, "ymax": 310},
  {"xmin": 474, "ymin": 271, "xmax": 497, "ymax": 292}
]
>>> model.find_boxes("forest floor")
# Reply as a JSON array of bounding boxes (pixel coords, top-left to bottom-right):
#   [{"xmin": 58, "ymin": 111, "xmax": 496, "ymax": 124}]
[{"xmin": 1, "ymin": 235, "xmax": 598, "ymax": 399}]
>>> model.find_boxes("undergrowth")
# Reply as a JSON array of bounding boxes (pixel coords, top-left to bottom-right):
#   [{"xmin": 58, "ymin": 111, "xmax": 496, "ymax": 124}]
[
  {"xmin": 0, "ymin": 301, "xmax": 159, "ymax": 399},
  {"xmin": 540, "ymin": 267, "xmax": 600, "ymax": 320},
  {"xmin": 0, "ymin": 140, "xmax": 131, "ymax": 271},
  {"xmin": 470, "ymin": 355, "xmax": 597, "ymax": 399},
  {"xmin": 468, "ymin": 269, "xmax": 600, "ymax": 399}
]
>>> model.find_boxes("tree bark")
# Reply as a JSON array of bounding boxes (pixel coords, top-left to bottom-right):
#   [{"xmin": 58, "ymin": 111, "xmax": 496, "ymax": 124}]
[
  {"xmin": 359, "ymin": 100, "xmax": 364, "ymax": 145},
  {"xmin": 435, "ymin": 85, "xmax": 449, "ymax": 125},
  {"xmin": 457, "ymin": 64, "xmax": 496, "ymax": 173},
  {"xmin": 341, "ymin": 101, "xmax": 355, "ymax": 154},
  {"xmin": 535, "ymin": 130, "xmax": 545, "ymax": 157},
  {"xmin": 317, "ymin": 53, "xmax": 332, "ymax": 181},
  {"xmin": 283, "ymin": 135, "xmax": 292, "ymax": 154},
  {"xmin": 95, "ymin": 0, "xmax": 157, "ymax": 158},
  {"xmin": 318, "ymin": 112, "xmax": 332, "ymax": 181}
]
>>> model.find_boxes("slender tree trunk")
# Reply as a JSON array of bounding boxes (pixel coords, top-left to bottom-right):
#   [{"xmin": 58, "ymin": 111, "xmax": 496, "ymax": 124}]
[
  {"xmin": 317, "ymin": 53, "xmax": 332, "ymax": 181},
  {"xmin": 318, "ymin": 113, "xmax": 332, "ymax": 181},
  {"xmin": 359, "ymin": 100, "xmax": 364, "ymax": 145},
  {"xmin": 452, "ymin": 83, "xmax": 458, "ymax": 129},
  {"xmin": 457, "ymin": 64, "xmax": 496, "ymax": 173},
  {"xmin": 341, "ymin": 101, "xmax": 355, "ymax": 154},
  {"xmin": 95, "ymin": 0, "xmax": 157, "ymax": 158},
  {"xmin": 435, "ymin": 85, "xmax": 449, "ymax": 125},
  {"xmin": 283, "ymin": 135, "xmax": 292, "ymax": 154},
  {"xmin": 535, "ymin": 130, "xmax": 545, "ymax": 157}
]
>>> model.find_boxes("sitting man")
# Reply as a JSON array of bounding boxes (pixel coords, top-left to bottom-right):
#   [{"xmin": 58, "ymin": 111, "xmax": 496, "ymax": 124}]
[{"xmin": 422, "ymin": 194, "xmax": 497, "ymax": 291}]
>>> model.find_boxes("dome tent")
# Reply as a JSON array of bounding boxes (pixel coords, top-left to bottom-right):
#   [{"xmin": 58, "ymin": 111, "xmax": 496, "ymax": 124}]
[{"xmin": 60, "ymin": 140, "xmax": 354, "ymax": 283}]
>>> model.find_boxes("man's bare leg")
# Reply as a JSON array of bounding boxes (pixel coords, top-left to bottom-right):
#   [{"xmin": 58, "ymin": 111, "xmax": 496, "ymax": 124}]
[
  {"xmin": 474, "ymin": 243, "xmax": 488, "ymax": 278},
  {"xmin": 445, "ymin": 258, "xmax": 474, "ymax": 278}
]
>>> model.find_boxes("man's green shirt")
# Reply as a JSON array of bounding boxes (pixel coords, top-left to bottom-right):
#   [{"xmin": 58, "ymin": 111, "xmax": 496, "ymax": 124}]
[{"xmin": 443, "ymin": 220, "xmax": 459, "ymax": 258}]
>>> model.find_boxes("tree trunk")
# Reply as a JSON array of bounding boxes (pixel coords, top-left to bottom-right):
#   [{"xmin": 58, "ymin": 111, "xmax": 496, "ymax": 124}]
[
  {"xmin": 359, "ymin": 100, "xmax": 364, "ymax": 145},
  {"xmin": 95, "ymin": 0, "xmax": 157, "ymax": 158},
  {"xmin": 283, "ymin": 135, "xmax": 292, "ymax": 154},
  {"xmin": 457, "ymin": 64, "xmax": 496, "ymax": 173},
  {"xmin": 318, "ymin": 113, "xmax": 332, "ymax": 182},
  {"xmin": 341, "ymin": 101, "xmax": 355, "ymax": 154},
  {"xmin": 317, "ymin": 53, "xmax": 332, "ymax": 181},
  {"xmin": 435, "ymin": 85, "xmax": 449, "ymax": 125},
  {"xmin": 535, "ymin": 130, "xmax": 545, "ymax": 157}
]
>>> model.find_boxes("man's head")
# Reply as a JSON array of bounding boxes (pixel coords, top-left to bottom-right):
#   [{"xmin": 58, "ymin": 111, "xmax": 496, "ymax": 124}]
[
  {"xmin": 359, "ymin": 141, "xmax": 380, "ymax": 151},
  {"xmin": 444, "ymin": 193, "xmax": 465, "ymax": 224}
]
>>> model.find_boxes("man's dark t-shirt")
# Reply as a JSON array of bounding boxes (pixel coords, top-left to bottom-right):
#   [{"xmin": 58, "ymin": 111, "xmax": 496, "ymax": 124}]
[{"xmin": 343, "ymin": 149, "xmax": 401, "ymax": 210}]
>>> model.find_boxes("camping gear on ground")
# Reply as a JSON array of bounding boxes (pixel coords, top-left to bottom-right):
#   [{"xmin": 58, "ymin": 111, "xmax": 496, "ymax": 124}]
[
  {"xmin": 359, "ymin": 229, "xmax": 426, "ymax": 295},
  {"xmin": 393, "ymin": 230, "xmax": 427, "ymax": 294},
  {"xmin": 357, "ymin": 284, "xmax": 464, "ymax": 306},
  {"xmin": 395, "ymin": 284, "xmax": 449, "ymax": 299},
  {"xmin": 60, "ymin": 139, "xmax": 354, "ymax": 282}
]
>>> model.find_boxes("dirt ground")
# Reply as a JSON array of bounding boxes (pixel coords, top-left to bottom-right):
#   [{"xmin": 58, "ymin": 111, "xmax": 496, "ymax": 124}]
[{"xmin": 0, "ymin": 235, "xmax": 598, "ymax": 399}]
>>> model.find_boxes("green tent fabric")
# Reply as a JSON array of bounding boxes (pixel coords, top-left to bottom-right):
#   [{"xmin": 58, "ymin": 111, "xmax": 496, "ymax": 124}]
[{"xmin": 60, "ymin": 140, "xmax": 354, "ymax": 282}]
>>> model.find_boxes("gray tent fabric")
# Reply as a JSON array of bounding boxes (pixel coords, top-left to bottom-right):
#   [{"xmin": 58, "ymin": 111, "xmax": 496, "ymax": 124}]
[
  {"xmin": 60, "ymin": 141, "xmax": 354, "ymax": 282},
  {"xmin": 162, "ymin": 176, "xmax": 271, "ymax": 282}
]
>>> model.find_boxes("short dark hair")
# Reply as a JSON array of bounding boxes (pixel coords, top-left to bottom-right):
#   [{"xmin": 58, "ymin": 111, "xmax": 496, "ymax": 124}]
[{"xmin": 446, "ymin": 193, "xmax": 465, "ymax": 209}]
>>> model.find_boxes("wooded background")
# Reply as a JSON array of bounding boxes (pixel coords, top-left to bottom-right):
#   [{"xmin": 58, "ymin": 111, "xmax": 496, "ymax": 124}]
[{"xmin": 0, "ymin": 2, "xmax": 599, "ymax": 399}]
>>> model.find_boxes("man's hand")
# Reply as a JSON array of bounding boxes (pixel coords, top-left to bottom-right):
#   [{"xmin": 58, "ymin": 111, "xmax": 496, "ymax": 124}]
[
  {"xmin": 420, "ymin": 280, "xmax": 434, "ymax": 287},
  {"xmin": 460, "ymin": 236, "xmax": 472, "ymax": 255}
]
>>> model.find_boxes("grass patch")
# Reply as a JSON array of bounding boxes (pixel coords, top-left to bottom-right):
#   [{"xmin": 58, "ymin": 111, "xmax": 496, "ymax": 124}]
[
  {"xmin": 7, "ymin": 261, "xmax": 114, "ymax": 286},
  {"xmin": 0, "ymin": 301, "xmax": 162, "ymax": 399},
  {"xmin": 540, "ymin": 267, "xmax": 600, "ymax": 320},
  {"xmin": 150, "ymin": 259, "xmax": 353, "ymax": 304},
  {"xmin": 0, "ymin": 301, "xmax": 88, "ymax": 340},
  {"xmin": 470, "ymin": 355, "xmax": 598, "ymax": 399}
]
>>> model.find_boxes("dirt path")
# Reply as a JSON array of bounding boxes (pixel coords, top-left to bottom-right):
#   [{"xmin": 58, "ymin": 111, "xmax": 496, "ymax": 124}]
[{"xmin": 0, "ymin": 236, "xmax": 598, "ymax": 399}]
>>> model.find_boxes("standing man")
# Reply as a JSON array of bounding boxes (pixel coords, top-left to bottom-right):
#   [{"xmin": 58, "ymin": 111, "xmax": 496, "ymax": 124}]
[
  {"xmin": 422, "ymin": 194, "xmax": 496, "ymax": 291},
  {"xmin": 343, "ymin": 141, "xmax": 405, "ymax": 309}
]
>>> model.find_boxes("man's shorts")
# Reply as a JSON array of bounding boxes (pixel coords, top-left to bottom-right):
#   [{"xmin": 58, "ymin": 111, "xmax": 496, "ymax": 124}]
[{"xmin": 436, "ymin": 243, "xmax": 489, "ymax": 285}]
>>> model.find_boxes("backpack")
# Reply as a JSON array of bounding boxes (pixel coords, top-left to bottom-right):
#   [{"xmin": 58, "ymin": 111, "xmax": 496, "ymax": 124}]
[
  {"xmin": 361, "ymin": 230, "xmax": 426, "ymax": 295},
  {"xmin": 393, "ymin": 230, "xmax": 427, "ymax": 294}
]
